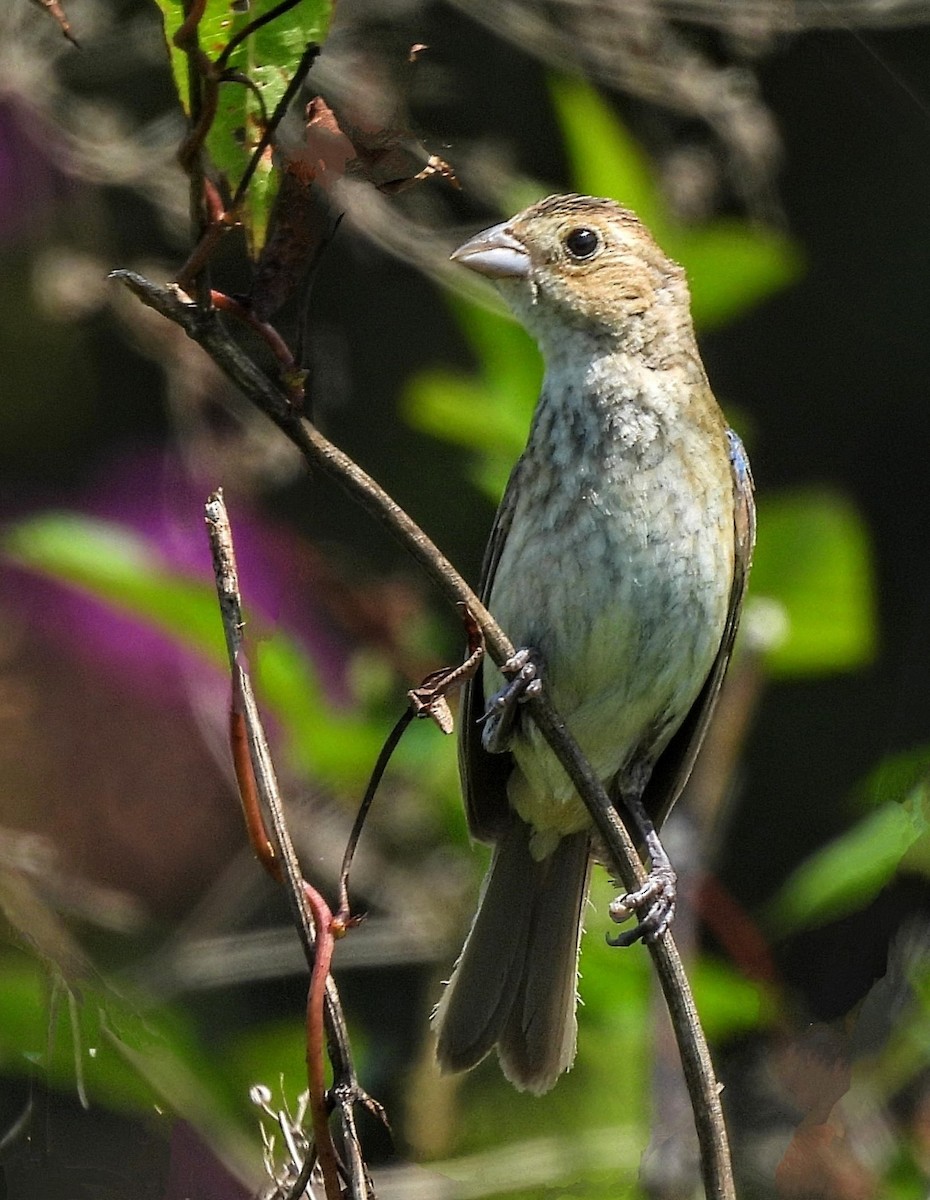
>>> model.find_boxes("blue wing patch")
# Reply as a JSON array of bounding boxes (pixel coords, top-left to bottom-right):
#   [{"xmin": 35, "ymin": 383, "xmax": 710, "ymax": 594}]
[{"xmin": 726, "ymin": 428, "xmax": 753, "ymax": 492}]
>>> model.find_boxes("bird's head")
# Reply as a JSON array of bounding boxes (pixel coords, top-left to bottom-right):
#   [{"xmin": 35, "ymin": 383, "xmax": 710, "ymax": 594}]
[{"xmin": 451, "ymin": 194, "xmax": 693, "ymax": 359}]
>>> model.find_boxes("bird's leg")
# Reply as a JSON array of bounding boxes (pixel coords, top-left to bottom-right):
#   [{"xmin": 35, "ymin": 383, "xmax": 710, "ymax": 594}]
[
  {"xmin": 607, "ymin": 792, "xmax": 677, "ymax": 947},
  {"xmin": 480, "ymin": 648, "xmax": 543, "ymax": 754}
]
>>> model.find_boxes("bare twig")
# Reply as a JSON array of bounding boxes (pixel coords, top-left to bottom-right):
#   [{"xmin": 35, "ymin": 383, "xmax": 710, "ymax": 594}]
[
  {"xmin": 29, "ymin": 0, "xmax": 79, "ymax": 46},
  {"xmin": 204, "ymin": 489, "xmax": 375, "ymax": 1200},
  {"xmin": 335, "ymin": 708, "xmax": 413, "ymax": 931},
  {"xmin": 125, "ymin": 272, "xmax": 734, "ymax": 1199},
  {"xmin": 227, "ymin": 39, "xmax": 321, "ymax": 212},
  {"xmin": 335, "ymin": 625, "xmax": 484, "ymax": 928}
]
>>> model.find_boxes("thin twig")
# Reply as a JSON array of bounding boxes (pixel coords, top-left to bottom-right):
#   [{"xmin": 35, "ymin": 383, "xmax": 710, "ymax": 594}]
[
  {"xmin": 125, "ymin": 273, "xmax": 733, "ymax": 1199},
  {"xmin": 335, "ymin": 630, "xmax": 483, "ymax": 927},
  {"xmin": 214, "ymin": 0, "xmax": 303, "ymax": 73},
  {"xmin": 335, "ymin": 709, "xmax": 413, "ymax": 929},
  {"xmin": 230, "ymin": 39, "xmax": 321, "ymax": 212},
  {"xmin": 204, "ymin": 490, "xmax": 375, "ymax": 1200}
]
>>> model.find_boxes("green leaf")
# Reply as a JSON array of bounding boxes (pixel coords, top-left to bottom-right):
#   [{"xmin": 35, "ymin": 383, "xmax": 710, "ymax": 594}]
[
  {"xmin": 550, "ymin": 74, "xmax": 803, "ymax": 329},
  {"xmin": 766, "ymin": 786, "xmax": 930, "ymax": 933},
  {"xmin": 549, "ymin": 74, "xmax": 665, "ymax": 233},
  {"xmin": 151, "ymin": 0, "xmax": 332, "ymax": 252},
  {"xmin": 4, "ymin": 512, "xmax": 227, "ymax": 661},
  {"xmin": 750, "ymin": 488, "xmax": 877, "ymax": 677},
  {"xmin": 856, "ymin": 746, "xmax": 930, "ymax": 812},
  {"xmin": 690, "ymin": 956, "xmax": 774, "ymax": 1040},
  {"xmin": 0, "ymin": 951, "xmax": 252, "ymax": 1160},
  {"xmin": 672, "ymin": 221, "xmax": 803, "ymax": 330},
  {"xmin": 402, "ymin": 297, "xmax": 540, "ymax": 500},
  {"xmin": 1, "ymin": 512, "xmax": 382, "ymax": 786}
]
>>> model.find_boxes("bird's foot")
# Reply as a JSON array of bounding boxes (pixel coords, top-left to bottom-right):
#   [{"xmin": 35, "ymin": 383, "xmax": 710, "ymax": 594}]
[
  {"xmin": 606, "ymin": 795, "xmax": 677, "ymax": 946},
  {"xmin": 607, "ymin": 862, "xmax": 677, "ymax": 947},
  {"xmin": 480, "ymin": 647, "xmax": 543, "ymax": 754}
]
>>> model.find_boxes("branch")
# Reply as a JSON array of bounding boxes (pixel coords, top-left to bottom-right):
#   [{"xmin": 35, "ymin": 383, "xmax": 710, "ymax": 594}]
[
  {"xmin": 119, "ymin": 269, "xmax": 734, "ymax": 1200},
  {"xmin": 205, "ymin": 490, "xmax": 375, "ymax": 1200}
]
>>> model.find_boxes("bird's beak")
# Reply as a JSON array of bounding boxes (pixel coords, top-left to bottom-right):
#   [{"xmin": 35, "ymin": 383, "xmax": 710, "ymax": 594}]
[{"xmin": 451, "ymin": 222, "xmax": 530, "ymax": 279}]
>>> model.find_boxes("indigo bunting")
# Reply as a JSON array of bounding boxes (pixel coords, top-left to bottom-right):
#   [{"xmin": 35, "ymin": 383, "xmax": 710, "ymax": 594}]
[{"xmin": 433, "ymin": 194, "xmax": 755, "ymax": 1093}]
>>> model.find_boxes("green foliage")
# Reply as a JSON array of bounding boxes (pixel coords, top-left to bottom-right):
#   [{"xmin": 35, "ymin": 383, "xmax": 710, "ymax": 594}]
[
  {"xmin": 5, "ymin": 511, "xmax": 227, "ymax": 660},
  {"xmin": 439, "ymin": 877, "xmax": 770, "ymax": 1197},
  {"xmin": 227, "ymin": 1019, "xmax": 314, "ymax": 1116},
  {"xmin": 0, "ymin": 949, "xmax": 257, "ymax": 1175},
  {"xmin": 767, "ymin": 749, "xmax": 930, "ymax": 934},
  {"xmin": 767, "ymin": 791, "xmax": 927, "ymax": 933},
  {"xmin": 750, "ymin": 488, "xmax": 877, "ymax": 677},
  {"xmin": 444, "ymin": 876, "xmax": 652, "ymax": 1192},
  {"xmin": 404, "ymin": 297, "xmax": 540, "ymax": 497},
  {"xmin": 151, "ymin": 0, "xmax": 332, "ymax": 250},
  {"xmin": 690, "ymin": 956, "xmax": 774, "ymax": 1041},
  {"xmin": 2, "ymin": 512, "xmax": 397, "ymax": 786}
]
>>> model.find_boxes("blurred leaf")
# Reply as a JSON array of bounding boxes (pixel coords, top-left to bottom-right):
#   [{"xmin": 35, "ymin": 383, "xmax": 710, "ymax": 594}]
[
  {"xmin": 672, "ymin": 221, "xmax": 803, "ymax": 330},
  {"xmin": 690, "ymin": 956, "xmax": 774, "ymax": 1040},
  {"xmin": 1, "ymin": 512, "xmax": 384, "ymax": 786},
  {"xmin": 431, "ymin": 1128, "xmax": 644, "ymax": 1200},
  {"xmin": 548, "ymin": 74, "xmax": 665, "ymax": 233},
  {"xmin": 224, "ymin": 1019, "xmax": 309, "ymax": 1117},
  {"xmin": 448, "ymin": 874, "xmax": 651, "ymax": 1166},
  {"xmin": 855, "ymin": 746, "xmax": 930, "ymax": 812},
  {"xmin": 151, "ymin": 0, "xmax": 332, "ymax": 252},
  {"xmin": 767, "ymin": 782, "xmax": 929, "ymax": 934},
  {"xmin": 0, "ymin": 951, "xmax": 253, "ymax": 1166},
  {"xmin": 550, "ymin": 74, "xmax": 803, "ymax": 329},
  {"xmin": 879, "ymin": 1150, "xmax": 930, "ymax": 1200},
  {"xmin": 750, "ymin": 488, "xmax": 877, "ymax": 677},
  {"xmin": 403, "ymin": 297, "xmax": 539, "ymax": 499},
  {"xmin": 4, "ymin": 512, "xmax": 227, "ymax": 659}
]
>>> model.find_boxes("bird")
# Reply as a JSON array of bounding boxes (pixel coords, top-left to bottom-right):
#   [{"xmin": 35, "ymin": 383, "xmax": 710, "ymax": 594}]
[{"xmin": 432, "ymin": 193, "xmax": 755, "ymax": 1094}]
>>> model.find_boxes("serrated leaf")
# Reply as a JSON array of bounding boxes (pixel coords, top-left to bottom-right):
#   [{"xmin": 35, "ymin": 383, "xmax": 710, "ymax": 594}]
[
  {"xmin": 750, "ymin": 488, "xmax": 877, "ymax": 677},
  {"xmin": 151, "ymin": 0, "xmax": 332, "ymax": 252}
]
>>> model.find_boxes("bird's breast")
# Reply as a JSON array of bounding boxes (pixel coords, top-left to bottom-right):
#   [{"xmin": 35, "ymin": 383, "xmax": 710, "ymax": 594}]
[{"xmin": 486, "ymin": 380, "xmax": 734, "ymax": 839}]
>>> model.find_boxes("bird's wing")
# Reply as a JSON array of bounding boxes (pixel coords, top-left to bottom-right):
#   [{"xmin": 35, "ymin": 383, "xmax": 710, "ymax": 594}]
[
  {"xmin": 457, "ymin": 461, "xmax": 524, "ymax": 843},
  {"xmin": 642, "ymin": 428, "xmax": 756, "ymax": 828}
]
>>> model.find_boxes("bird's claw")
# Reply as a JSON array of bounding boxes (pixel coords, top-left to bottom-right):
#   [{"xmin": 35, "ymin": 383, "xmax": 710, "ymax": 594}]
[
  {"xmin": 607, "ymin": 865, "xmax": 677, "ymax": 947},
  {"xmin": 480, "ymin": 648, "xmax": 543, "ymax": 754}
]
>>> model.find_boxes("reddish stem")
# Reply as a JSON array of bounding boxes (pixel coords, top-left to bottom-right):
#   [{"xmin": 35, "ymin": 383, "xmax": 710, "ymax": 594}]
[
  {"xmin": 229, "ymin": 702, "xmax": 277, "ymax": 874},
  {"xmin": 303, "ymin": 886, "xmax": 343, "ymax": 1200},
  {"xmin": 210, "ymin": 290, "xmax": 298, "ymax": 375}
]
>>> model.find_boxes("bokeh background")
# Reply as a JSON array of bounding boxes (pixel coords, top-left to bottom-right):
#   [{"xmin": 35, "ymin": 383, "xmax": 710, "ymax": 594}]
[{"xmin": 2, "ymin": 1, "xmax": 930, "ymax": 1197}]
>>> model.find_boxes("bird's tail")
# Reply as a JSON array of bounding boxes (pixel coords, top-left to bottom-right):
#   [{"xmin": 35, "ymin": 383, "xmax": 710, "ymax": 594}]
[{"xmin": 433, "ymin": 819, "xmax": 590, "ymax": 1094}]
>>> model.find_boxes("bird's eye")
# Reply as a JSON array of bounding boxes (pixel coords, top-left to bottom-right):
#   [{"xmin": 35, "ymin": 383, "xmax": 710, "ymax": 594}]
[{"xmin": 563, "ymin": 227, "xmax": 600, "ymax": 260}]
